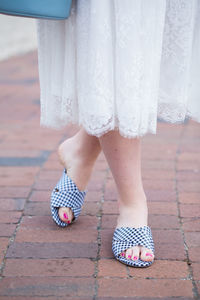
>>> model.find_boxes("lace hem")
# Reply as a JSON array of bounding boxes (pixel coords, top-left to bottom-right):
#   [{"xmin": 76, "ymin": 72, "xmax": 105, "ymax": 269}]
[{"xmin": 36, "ymin": 0, "xmax": 200, "ymax": 139}]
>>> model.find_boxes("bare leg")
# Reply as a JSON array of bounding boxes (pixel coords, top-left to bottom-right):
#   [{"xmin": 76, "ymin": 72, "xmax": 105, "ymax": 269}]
[
  {"xmin": 99, "ymin": 130, "xmax": 154, "ymax": 262},
  {"xmin": 58, "ymin": 127, "xmax": 101, "ymax": 223}
]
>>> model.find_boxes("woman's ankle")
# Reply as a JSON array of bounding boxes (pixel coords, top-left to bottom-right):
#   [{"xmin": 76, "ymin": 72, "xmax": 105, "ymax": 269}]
[
  {"xmin": 59, "ymin": 136, "xmax": 100, "ymax": 166},
  {"xmin": 58, "ymin": 139, "xmax": 97, "ymax": 191},
  {"xmin": 118, "ymin": 189, "xmax": 147, "ymax": 208},
  {"xmin": 117, "ymin": 192, "xmax": 148, "ymax": 228}
]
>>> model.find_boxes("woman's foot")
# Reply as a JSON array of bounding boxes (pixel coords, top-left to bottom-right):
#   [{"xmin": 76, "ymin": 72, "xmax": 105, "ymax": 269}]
[
  {"xmin": 57, "ymin": 136, "xmax": 100, "ymax": 225},
  {"xmin": 116, "ymin": 195, "xmax": 154, "ymax": 262}
]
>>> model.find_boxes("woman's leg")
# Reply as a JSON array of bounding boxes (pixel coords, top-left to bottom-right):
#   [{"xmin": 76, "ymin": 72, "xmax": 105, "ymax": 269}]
[
  {"xmin": 99, "ymin": 130, "xmax": 154, "ymax": 262},
  {"xmin": 58, "ymin": 127, "xmax": 102, "ymax": 223}
]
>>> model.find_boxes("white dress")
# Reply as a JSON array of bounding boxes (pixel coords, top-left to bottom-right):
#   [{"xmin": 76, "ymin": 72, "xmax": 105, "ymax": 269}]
[{"xmin": 36, "ymin": 0, "xmax": 200, "ymax": 138}]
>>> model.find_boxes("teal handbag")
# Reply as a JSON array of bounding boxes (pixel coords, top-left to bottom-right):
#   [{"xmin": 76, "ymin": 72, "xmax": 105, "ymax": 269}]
[{"xmin": 0, "ymin": 0, "xmax": 72, "ymax": 20}]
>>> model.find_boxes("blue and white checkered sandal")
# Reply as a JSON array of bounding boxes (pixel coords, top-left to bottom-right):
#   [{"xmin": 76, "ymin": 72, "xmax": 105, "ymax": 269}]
[
  {"xmin": 51, "ymin": 169, "xmax": 87, "ymax": 227},
  {"xmin": 112, "ymin": 225, "xmax": 155, "ymax": 267}
]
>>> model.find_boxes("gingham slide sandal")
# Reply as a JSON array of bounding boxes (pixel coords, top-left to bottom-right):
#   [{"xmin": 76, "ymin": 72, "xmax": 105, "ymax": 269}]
[
  {"xmin": 51, "ymin": 169, "xmax": 87, "ymax": 227},
  {"xmin": 112, "ymin": 225, "xmax": 155, "ymax": 267}
]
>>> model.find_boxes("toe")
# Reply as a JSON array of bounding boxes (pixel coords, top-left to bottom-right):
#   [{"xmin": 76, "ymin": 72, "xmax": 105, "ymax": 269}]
[
  {"xmin": 140, "ymin": 247, "xmax": 154, "ymax": 262},
  {"xmin": 131, "ymin": 246, "xmax": 140, "ymax": 261},
  {"xmin": 125, "ymin": 248, "xmax": 133, "ymax": 260},
  {"xmin": 58, "ymin": 207, "xmax": 74, "ymax": 224},
  {"xmin": 120, "ymin": 251, "xmax": 126, "ymax": 258}
]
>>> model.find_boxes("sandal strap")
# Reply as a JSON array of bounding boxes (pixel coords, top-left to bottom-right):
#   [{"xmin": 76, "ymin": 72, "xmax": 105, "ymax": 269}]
[
  {"xmin": 51, "ymin": 169, "xmax": 86, "ymax": 227},
  {"xmin": 112, "ymin": 226, "xmax": 154, "ymax": 257}
]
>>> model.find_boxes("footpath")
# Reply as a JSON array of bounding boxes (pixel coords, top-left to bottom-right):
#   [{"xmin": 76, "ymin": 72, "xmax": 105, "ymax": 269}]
[{"xmin": 0, "ymin": 50, "xmax": 200, "ymax": 299}]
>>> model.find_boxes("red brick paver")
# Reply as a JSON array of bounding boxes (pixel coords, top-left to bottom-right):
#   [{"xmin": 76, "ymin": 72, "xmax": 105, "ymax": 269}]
[{"xmin": 0, "ymin": 51, "xmax": 200, "ymax": 299}]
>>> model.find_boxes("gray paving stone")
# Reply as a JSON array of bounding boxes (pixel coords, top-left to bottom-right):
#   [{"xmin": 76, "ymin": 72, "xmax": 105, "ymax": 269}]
[{"xmin": 0, "ymin": 14, "xmax": 37, "ymax": 61}]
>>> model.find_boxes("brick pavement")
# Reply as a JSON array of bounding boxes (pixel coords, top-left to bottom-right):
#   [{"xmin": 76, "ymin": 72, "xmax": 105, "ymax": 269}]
[{"xmin": 0, "ymin": 50, "xmax": 200, "ymax": 299}]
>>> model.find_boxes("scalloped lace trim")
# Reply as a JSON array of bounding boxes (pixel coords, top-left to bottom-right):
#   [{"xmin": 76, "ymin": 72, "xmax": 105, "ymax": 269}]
[{"xmin": 36, "ymin": 0, "xmax": 200, "ymax": 138}]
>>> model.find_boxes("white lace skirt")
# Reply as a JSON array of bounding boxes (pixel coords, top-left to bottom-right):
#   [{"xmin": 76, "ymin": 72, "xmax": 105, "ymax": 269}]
[{"xmin": 36, "ymin": 0, "xmax": 200, "ymax": 138}]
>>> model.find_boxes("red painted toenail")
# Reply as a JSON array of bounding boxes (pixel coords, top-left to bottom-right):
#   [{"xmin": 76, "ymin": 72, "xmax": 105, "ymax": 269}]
[
  {"xmin": 133, "ymin": 256, "xmax": 138, "ymax": 260},
  {"xmin": 146, "ymin": 253, "xmax": 153, "ymax": 257},
  {"xmin": 121, "ymin": 252, "xmax": 125, "ymax": 257},
  {"xmin": 63, "ymin": 213, "xmax": 68, "ymax": 219},
  {"xmin": 128, "ymin": 255, "xmax": 131, "ymax": 259},
  {"xmin": 67, "ymin": 221, "xmax": 70, "ymax": 224}
]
